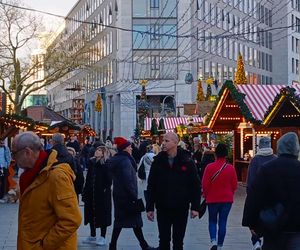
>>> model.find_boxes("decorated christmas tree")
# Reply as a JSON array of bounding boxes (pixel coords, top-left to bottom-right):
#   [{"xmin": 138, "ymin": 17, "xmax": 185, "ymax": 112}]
[
  {"xmin": 234, "ymin": 53, "xmax": 247, "ymax": 84},
  {"xmin": 95, "ymin": 93, "xmax": 102, "ymax": 112},
  {"xmin": 196, "ymin": 79, "xmax": 205, "ymax": 101}
]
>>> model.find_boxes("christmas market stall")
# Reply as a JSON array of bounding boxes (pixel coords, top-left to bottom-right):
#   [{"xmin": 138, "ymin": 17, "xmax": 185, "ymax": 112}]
[
  {"xmin": 0, "ymin": 114, "xmax": 35, "ymax": 140},
  {"xmin": 207, "ymin": 80, "xmax": 300, "ymax": 182},
  {"xmin": 78, "ymin": 124, "xmax": 97, "ymax": 142},
  {"xmin": 262, "ymin": 86, "xmax": 300, "ymax": 133},
  {"xmin": 48, "ymin": 120, "xmax": 81, "ymax": 136},
  {"xmin": 144, "ymin": 116, "xmax": 205, "ymax": 138}
]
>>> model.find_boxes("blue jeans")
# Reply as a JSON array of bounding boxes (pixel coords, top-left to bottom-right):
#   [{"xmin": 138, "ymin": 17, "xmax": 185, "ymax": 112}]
[{"xmin": 208, "ymin": 202, "xmax": 232, "ymax": 246}]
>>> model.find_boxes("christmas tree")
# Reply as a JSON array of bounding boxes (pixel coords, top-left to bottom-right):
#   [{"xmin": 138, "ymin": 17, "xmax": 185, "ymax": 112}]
[
  {"xmin": 95, "ymin": 93, "xmax": 102, "ymax": 112},
  {"xmin": 234, "ymin": 53, "xmax": 247, "ymax": 84},
  {"xmin": 196, "ymin": 79, "xmax": 205, "ymax": 101}
]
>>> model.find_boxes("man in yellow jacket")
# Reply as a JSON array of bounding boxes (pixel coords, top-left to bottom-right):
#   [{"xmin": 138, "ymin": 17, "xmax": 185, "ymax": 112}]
[{"xmin": 12, "ymin": 131, "xmax": 82, "ymax": 250}]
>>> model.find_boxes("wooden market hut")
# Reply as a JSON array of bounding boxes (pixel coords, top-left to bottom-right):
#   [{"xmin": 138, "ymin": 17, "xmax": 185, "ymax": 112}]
[
  {"xmin": 207, "ymin": 81, "xmax": 300, "ymax": 182},
  {"xmin": 0, "ymin": 114, "xmax": 36, "ymax": 140},
  {"xmin": 262, "ymin": 86, "xmax": 300, "ymax": 134}
]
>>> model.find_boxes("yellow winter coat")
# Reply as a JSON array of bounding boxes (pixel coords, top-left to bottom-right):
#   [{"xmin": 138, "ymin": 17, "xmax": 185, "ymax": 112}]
[{"xmin": 17, "ymin": 150, "xmax": 82, "ymax": 250}]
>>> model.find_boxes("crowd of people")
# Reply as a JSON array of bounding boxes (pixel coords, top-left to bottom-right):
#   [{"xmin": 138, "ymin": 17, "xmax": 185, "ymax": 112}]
[{"xmin": 0, "ymin": 130, "xmax": 300, "ymax": 249}]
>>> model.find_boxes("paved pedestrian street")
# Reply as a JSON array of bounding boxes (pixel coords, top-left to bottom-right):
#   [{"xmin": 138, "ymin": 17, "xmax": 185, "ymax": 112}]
[{"xmin": 0, "ymin": 184, "xmax": 252, "ymax": 250}]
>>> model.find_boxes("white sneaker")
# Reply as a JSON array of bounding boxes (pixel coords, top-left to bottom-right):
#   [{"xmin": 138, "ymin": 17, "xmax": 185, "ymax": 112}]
[
  {"xmin": 82, "ymin": 236, "xmax": 97, "ymax": 244},
  {"xmin": 96, "ymin": 236, "xmax": 106, "ymax": 246},
  {"xmin": 253, "ymin": 241, "xmax": 262, "ymax": 250}
]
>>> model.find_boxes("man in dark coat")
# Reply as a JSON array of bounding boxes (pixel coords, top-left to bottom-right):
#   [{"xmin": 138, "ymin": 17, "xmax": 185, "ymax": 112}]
[
  {"xmin": 243, "ymin": 132, "xmax": 300, "ymax": 250},
  {"xmin": 52, "ymin": 133, "xmax": 84, "ymax": 198},
  {"xmin": 109, "ymin": 137, "xmax": 156, "ymax": 250},
  {"xmin": 66, "ymin": 135, "xmax": 80, "ymax": 154},
  {"xmin": 80, "ymin": 137, "xmax": 92, "ymax": 170},
  {"xmin": 146, "ymin": 132, "xmax": 201, "ymax": 250},
  {"xmin": 246, "ymin": 137, "xmax": 277, "ymax": 250}
]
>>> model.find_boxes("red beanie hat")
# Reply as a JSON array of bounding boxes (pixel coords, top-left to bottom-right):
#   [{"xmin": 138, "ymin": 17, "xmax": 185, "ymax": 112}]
[{"xmin": 114, "ymin": 137, "xmax": 131, "ymax": 151}]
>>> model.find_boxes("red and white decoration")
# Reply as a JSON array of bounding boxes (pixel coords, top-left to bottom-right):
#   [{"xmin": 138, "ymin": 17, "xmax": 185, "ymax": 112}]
[
  {"xmin": 144, "ymin": 117, "xmax": 203, "ymax": 132},
  {"xmin": 236, "ymin": 84, "xmax": 300, "ymax": 121}
]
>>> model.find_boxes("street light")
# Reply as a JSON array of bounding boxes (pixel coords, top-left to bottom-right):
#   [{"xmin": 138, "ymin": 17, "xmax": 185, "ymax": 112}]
[
  {"xmin": 161, "ymin": 95, "xmax": 176, "ymax": 117},
  {"xmin": 173, "ymin": 55, "xmax": 194, "ymax": 116}
]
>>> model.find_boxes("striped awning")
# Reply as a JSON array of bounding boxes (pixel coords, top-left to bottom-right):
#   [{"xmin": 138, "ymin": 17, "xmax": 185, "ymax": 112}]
[
  {"xmin": 144, "ymin": 117, "xmax": 203, "ymax": 131},
  {"xmin": 236, "ymin": 84, "xmax": 300, "ymax": 121}
]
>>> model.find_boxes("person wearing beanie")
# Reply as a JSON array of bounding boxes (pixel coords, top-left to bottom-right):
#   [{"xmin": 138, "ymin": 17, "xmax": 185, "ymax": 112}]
[
  {"xmin": 245, "ymin": 137, "xmax": 277, "ymax": 250},
  {"xmin": 108, "ymin": 137, "xmax": 156, "ymax": 250},
  {"xmin": 243, "ymin": 132, "xmax": 300, "ymax": 250}
]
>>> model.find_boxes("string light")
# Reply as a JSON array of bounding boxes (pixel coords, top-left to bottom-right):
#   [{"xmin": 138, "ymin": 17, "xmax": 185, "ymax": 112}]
[
  {"xmin": 220, "ymin": 117, "xmax": 241, "ymax": 120},
  {"xmin": 225, "ymin": 104, "xmax": 238, "ymax": 108},
  {"xmin": 282, "ymin": 114, "xmax": 300, "ymax": 118},
  {"xmin": 214, "ymin": 131, "xmax": 231, "ymax": 134}
]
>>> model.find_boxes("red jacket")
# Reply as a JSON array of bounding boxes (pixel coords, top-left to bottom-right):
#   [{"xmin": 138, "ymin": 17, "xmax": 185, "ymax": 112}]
[{"xmin": 202, "ymin": 158, "xmax": 238, "ymax": 203}]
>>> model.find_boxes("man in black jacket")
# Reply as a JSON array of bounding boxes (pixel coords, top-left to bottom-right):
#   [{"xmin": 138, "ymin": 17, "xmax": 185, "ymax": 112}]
[
  {"xmin": 52, "ymin": 133, "xmax": 84, "ymax": 198},
  {"xmin": 242, "ymin": 132, "xmax": 300, "ymax": 250},
  {"xmin": 146, "ymin": 132, "xmax": 201, "ymax": 250}
]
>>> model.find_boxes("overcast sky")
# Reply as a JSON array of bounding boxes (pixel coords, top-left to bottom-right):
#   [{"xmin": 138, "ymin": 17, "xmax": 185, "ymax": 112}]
[
  {"xmin": 23, "ymin": 0, "xmax": 78, "ymax": 30},
  {"xmin": 23, "ymin": 0, "xmax": 77, "ymax": 16}
]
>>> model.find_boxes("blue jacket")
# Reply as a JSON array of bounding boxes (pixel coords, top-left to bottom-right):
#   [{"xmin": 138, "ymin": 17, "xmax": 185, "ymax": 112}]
[
  {"xmin": 0, "ymin": 146, "xmax": 12, "ymax": 169},
  {"xmin": 246, "ymin": 149, "xmax": 277, "ymax": 193},
  {"xmin": 109, "ymin": 151, "xmax": 143, "ymax": 228}
]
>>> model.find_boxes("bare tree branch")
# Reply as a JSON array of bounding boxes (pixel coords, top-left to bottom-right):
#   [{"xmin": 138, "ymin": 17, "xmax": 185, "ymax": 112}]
[{"xmin": 0, "ymin": 0, "xmax": 94, "ymax": 114}]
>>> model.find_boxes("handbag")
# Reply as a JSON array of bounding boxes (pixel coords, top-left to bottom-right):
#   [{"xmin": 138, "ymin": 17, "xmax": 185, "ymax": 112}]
[
  {"xmin": 199, "ymin": 162, "xmax": 227, "ymax": 219},
  {"xmin": 126, "ymin": 198, "xmax": 146, "ymax": 214}
]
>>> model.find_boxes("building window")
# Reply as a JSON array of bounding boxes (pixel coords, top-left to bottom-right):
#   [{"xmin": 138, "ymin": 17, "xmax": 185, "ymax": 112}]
[
  {"xmin": 296, "ymin": 59, "xmax": 299, "ymax": 74},
  {"xmin": 292, "ymin": 58, "xmax": 295, "ymax": 73},
  {"xmin": 150, "ymin": 24, "xmax": 160, "ymax": 40},
  {"xmin": 150, "ymin": 56, "xmax": 160, "ymax": 70},
  {"xmin": 292, "ymin": 36, "xmax": 295, "ymax": 52},
  {"xmin": 297, "ymin": 17, "xmax": 300, "ymax": 33},
  {"xmin": 150, "ymin": 0, "xmax": 159, "ymax": 8}
]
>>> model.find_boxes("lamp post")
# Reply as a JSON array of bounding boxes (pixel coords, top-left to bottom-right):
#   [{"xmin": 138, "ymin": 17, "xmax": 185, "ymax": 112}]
[
  {"xmin": 136, "ymin": 79, "xmax": 149, "ymax": 135},
  {"xmin": 161, "ymin": 95, "xmax": 176, "ymax": 117},
  {"xmin": 173, "ymin": 55, "xmax": 194, "ymax": 117}
]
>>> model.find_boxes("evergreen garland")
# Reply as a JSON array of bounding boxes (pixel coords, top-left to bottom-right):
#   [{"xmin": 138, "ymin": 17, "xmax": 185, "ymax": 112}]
[
  {"xmin": 205, "ymin": 80, "xmax": 260, "ymax": 126},
  {"xmin": 263, "ymin": 86, "xmax": 300, "ymax": 121}
]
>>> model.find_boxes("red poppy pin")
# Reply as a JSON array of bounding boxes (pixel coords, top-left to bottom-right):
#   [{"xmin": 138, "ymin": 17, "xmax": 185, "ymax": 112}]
[{"xmin": 181, "ymin": 166, "xmax": 187, "ymax": 171}]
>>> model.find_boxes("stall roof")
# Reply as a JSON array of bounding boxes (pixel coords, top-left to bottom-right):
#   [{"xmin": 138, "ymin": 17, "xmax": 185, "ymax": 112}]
[
  {"xmin": 263, "ymin": 87, "xmax": 300, "ymax": 127},
  {"xmin": 144, "ymin": 117, "xmax": 203, "ymax": 132},
  {"xmin": 208, "ymin": 81, "xmax": 300, "ymax": 129}
]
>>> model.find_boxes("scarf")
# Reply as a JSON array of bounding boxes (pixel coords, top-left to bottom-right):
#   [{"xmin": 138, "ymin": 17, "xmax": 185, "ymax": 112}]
[
  {"xmin": 19, "ymin": 151, "xmax": 48, "ymax": 195},
  {"xmin": 256, "ymin": 148, "xmax": 274, "ymax": 156}
]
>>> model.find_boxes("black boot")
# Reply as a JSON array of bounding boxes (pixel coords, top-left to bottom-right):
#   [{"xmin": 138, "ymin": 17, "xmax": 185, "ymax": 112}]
[{"xmin": 109, "ymin": 243, "xmax": 117, "ymax": 250}]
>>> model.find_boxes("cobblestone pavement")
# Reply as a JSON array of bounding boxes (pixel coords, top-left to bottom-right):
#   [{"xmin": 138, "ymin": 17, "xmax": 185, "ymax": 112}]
[{"xmin": 0, "ymin": 184, "xmax": 252, "ymax": 250}]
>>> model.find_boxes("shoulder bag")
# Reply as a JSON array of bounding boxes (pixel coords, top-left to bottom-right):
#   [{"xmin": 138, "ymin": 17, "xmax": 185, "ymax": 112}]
[{"xmin": 199, "ymin": 162, "xmax": 227, "ymax": 219}]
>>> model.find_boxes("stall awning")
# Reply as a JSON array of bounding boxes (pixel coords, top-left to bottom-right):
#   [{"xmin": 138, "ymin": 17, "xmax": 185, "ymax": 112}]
[
  {"xmin": 236, "ymin": 84, "xmax": 300, "ymax": 121},
  {"xmin": 144, "ymin": 117, "xmax": 203, "ymax": 131}
]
